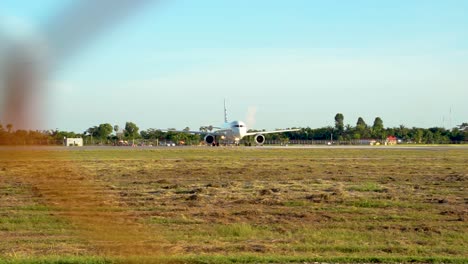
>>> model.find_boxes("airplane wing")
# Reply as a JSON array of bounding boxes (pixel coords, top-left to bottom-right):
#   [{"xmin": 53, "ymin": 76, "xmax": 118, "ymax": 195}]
[
  {"xmin": 244, "ymin": 129, "xmax": 300, "ymax": 136},
  {"xmin": 163, "ymin": 129, "xmax": 230, "ymax": 136},
  {"xmin": 164, "ymin": 130, "xmax": 205, "ymax": 134}
]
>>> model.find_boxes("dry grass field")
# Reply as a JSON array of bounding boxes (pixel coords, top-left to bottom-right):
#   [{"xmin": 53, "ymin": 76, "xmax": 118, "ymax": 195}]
[{"xmin": 0, "ymin": 146, "xmax": 467, "ymax": 263}]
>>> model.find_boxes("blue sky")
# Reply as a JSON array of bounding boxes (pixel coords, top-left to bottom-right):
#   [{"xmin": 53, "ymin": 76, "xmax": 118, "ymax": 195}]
[{"xmin": 1, "ymin": 0, "xmax": 467, "ymax": 132}]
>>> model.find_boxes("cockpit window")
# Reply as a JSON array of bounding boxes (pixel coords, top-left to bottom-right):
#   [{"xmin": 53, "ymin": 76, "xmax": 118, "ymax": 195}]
[{"xmin": 233, "ymin": 125, "xmax": 244, "ymax": 128}]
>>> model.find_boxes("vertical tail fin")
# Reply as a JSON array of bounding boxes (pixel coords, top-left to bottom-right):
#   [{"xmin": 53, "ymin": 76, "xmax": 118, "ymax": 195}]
[{"xmin": 224, "ymin": 99, "xmax": 228, "ymax": 123}]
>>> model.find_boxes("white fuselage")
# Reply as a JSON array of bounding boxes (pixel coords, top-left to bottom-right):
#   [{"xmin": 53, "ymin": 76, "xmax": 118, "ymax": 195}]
[{"xmin": 221, "ymin": 120, "xmax": 248, "ymax": 143}]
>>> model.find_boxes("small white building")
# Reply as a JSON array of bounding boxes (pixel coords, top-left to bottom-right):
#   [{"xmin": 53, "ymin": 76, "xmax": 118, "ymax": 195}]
[{"xmin": 64, "ymin": 138, "xmax": 83, "ymax": 147}]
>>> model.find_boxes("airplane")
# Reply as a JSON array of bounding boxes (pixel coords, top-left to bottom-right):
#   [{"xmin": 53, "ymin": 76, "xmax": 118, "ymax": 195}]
[{"xmin": 165, "ymin": 101, "xmax": 300, "ymax": 146}]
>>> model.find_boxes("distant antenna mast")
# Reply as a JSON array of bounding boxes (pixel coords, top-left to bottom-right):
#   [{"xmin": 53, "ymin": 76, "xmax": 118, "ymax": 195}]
[{"xmin": 224, "ymin": 99, "xmax": 228, "ymax": 123}]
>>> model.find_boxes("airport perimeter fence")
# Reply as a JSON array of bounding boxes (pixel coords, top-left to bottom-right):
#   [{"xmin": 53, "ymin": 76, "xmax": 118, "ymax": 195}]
[
  {"xmin": 264, "ymin": 139, "xmax": 389, "ymax": 145},
  {"xmin": 0, "ymin": 138, "xmax": 466, "ymax": 146},
  {"xmin": 263, "ymin": 139, "xmax": 468, "ymax": 145},
  {"xmin": 82, "ymin": 138, "xmax": 468, "ymax": 146}
]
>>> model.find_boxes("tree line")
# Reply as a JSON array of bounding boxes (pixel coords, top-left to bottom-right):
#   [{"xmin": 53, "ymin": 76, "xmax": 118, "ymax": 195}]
[
  {"xmin": 0, "ymin": 115, "xmax": 466, "ymax": 145},
  {"xmin": 0, "ymin": 122, "xmax": 140, "ymax": 145},
  {"xmin": 276, "ymin": 114, "xmax": 467, "ymax": 144}
]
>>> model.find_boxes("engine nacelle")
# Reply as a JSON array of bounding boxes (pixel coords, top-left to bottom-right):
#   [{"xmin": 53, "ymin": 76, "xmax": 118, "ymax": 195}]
[
  {"xmin": 254, "ymin": 134, "xmax": 265, "ymax": 145},
  {"xmin": 204, "ymin": 134, "xmax": 215, "ymax": 145}
]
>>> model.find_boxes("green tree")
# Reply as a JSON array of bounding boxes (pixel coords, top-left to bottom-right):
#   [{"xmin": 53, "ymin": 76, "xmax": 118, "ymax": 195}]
[
  {"xmin": 356, "ymin": 117, "xmax": 367, "ymax": 130},
  {"xmin": 87, "ymin": 126, "xmax": 100, "ymax": 137},
  {"xmin": 98, "ymin": 123, "xmax": 113, "ymax": 141},
  {"xmin": 427, "ymin": 127, "xmax": 450, "ymax": 144},
  {"xmin": 171, "ymin": 132, "xmax": 188, "ymax": 144},
  {"xmin": 114, "ymin": 125, "xmax": 120, "ymax": 139},
  {"xmin": 334, "ymin": 113, "xmax": 344, "ymax": 135},
  {"xmin": 413, "ymin": 128, "xmax": 424, "ymax": 143},
  {"xmin": 344, "ymin": 124, "xmax": 353, "ymax": 140},
  {"xmin": 86, "ymin": 126, "xmax": 99, "ymax": 145},
  {"xmin": 54, "ymin": 130, "xmax": 77, "ymax": 139},
  {"xmin": 395, "ymin": 125, "xmax": 409, "ymax": 141},
  {"xmin": 449, "ymin": 128, "xmax": 462, "ymax": 142},
  {"xmin": 372, "ymin": 117, "xmax": 384, "ymax": 130},
  {"xmin": 353, "ymin": 132, "xmax": 361, "ymax": 140},
  {"xmin": 372, "ymin": 117, "xmax": 384, "ymax": 139},
  {"xmin": 355, "ymin": 117, "xmax": 370, "ymax": 139},
  {"xmin": 450, "ymin": 127, "xmax": 467, "ymax": 142},
  {"xmin": 124, "ymin": 122, "xmax": 139, "ymax": 143},
  {"xmin": 423, "ymin": 130, "xmax": 434, "ymax": 144}
]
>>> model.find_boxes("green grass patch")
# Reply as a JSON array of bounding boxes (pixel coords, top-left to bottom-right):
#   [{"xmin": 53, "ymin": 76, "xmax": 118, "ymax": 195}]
[
  {"xmin": 215, "ymin": 223, "xmax": 264, "ymax": 238},
  {"xmin": 2, "ymin": 255, "xmax": 468, "ymax": 264},
  {"xmin": 347, "ymin": 199, "xmax": 428, "ymax": 209},
  {"xmin": 0, "ymin": 213, "xmax": 68, "ymax": 230},
  {"xmin": 351, "ymin": 199, "xmax": 392, "ymax": 208},
  {"xmin": 148, "ymin": 216, "xmax": 202, "ymax": 225},
  {"xmin": 124, "ymin": 255, "xmax": 468, "ymax": 264},
  {"xmin": 12, "ymin": 205, "xmax": 51, "ymax": 211},
  {"xmin": 0, "ymin": 256, "xmax": 112, "ymax": 264},
  {"xmin": 348, "ymin": 182, "xmax": 385, "ymax": 192}
]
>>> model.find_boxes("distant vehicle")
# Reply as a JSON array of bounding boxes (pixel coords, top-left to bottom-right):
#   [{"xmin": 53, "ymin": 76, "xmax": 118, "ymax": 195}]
[
  {"xmin": 118, "ymin": 140, "xmax": 129, "ymax": 146},
  {"xmin": 164, "ymin": 100, "xmax": 299, "ymax": 146},
  {"xmin": 160, "ymin": 142, "xmax": 176, "ymax": 147}
]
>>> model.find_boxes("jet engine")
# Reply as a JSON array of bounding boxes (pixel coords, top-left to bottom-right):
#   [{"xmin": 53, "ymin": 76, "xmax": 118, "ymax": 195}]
[
  {"xmin": 254, "ymin": 134, "xmax": 265, "ymax": 145},
  {"xmin": 204, "ymin": 134, "xmax": 215, "ymax": 145}
]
